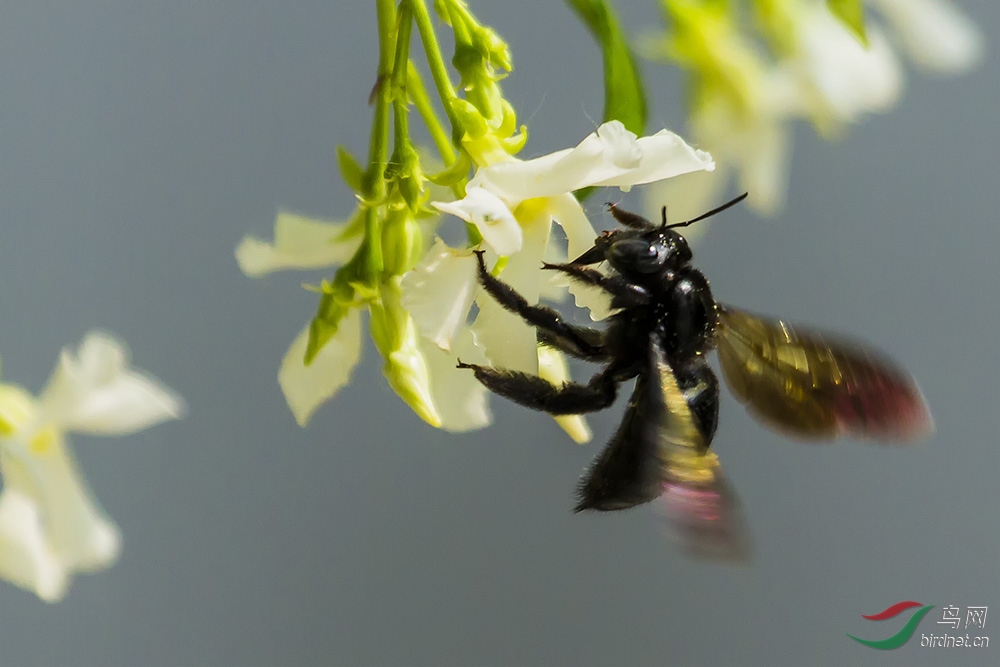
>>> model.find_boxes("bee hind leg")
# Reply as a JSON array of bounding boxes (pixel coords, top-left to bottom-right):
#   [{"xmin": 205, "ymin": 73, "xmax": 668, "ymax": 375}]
[{"xmin": 456, "ymin": 361, "xmax": 617, "ymax": 415}]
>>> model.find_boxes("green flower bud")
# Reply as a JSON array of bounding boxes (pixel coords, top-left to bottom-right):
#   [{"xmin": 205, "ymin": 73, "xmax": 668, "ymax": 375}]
[
  {"xmin": 450, "ymin": 98, "xmax": 489, "ymax": 139},
  {"xmin": 381, "ymin": 204, "xmax": 424, "ymax": 276},
  {"xmin": 478, "ymin": 26, "xmax": 512, "ymax": 72},
  {"xmin": 368, "ymin": 278, "xmax": 441, "ymax": 427}
]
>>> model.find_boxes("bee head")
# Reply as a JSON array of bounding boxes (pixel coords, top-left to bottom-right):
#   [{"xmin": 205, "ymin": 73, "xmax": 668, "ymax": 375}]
[
  {"xmin": 571, "ymin": 194, "xmax": 748, "ymax": 279},
  {"xmin": 573, "ymin": 228, "xmax": 691, "ymax": 279}
]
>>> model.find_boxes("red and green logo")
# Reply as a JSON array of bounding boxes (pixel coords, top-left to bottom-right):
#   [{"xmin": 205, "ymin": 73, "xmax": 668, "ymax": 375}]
[{"xmin": 847, "ymin": 601, "xmax": 935, "ymax": 650}]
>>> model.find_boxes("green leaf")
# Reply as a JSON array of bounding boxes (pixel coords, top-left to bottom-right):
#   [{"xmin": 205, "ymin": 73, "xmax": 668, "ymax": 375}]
[
  {"xmin": 566, "ymin": 0, "xmax": 647, "ymax": 135},
  {"xmin": 826, "ymin": 0, "xmax": 868, "ymax": 47},
  {"xmin": 336, "ymin": 146, "xmax": 366, "ymax": 193},
  {"xmin": 426, "ymin": 151, "xmax": 472, "ymax": 186}
]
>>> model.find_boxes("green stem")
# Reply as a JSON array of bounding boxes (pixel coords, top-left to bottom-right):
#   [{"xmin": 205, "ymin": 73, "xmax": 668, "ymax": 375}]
[
  {"xmin": 390, "ymin": 2, "xmax": 413, "ymax": 160},
  {"xmin": 407, "ymin": 61, "xmax": 455, "ymax": 165},
  {"xmin": 411, "ymin": 0, "xmax": 463, "ymax": 145},
  {"xmin": 362, "ymin": 0, "xmax": 398, "ymax": 276}
]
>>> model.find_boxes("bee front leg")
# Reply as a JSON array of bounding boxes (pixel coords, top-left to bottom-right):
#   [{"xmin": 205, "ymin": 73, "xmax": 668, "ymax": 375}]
[
  {"xmin": 456, "ymin": 360, "xmax": 618, "ymax": 415},
  {"xmin": 473, "ymin": 251, "xmax": 607, "ymax": 360},
  {"xmin": 541, "ymin": 262, "xmax": 651, "ymax": 308}
]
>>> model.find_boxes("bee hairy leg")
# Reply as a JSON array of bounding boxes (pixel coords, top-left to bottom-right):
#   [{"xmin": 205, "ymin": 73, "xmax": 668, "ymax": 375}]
[
  {"xmin": 472, "ymin": 250, "xmax": 606, "ymax": 359},
  {"xmin": 456, "ymin": 360, "xmax": 618, "ymax": 415},
  {"xmin": 541, "ymin": 262, "xmax": 651, "ymax": 308},
  {"xmin": 537, "ymin": 328, "xmax": 608, "ymax": 362}
]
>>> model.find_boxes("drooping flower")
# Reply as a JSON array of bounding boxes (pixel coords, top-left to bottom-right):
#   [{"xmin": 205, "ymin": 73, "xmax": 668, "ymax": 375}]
[
  {"xmin": 0, "ymin": 332, "xmax": 183, "ymax": 601},
  {"xmin": 236, "ymin": 209, "xmax": 492, "ymax": 431}
]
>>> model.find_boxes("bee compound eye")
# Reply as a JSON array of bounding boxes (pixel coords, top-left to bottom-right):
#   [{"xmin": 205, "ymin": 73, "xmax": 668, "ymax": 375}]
[{"xmin": 609, "ymin": 238, "xmax": 665, "ymax": 273}]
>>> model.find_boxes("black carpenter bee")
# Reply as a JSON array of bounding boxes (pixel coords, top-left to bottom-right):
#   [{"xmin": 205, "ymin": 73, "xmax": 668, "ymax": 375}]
[{"xmin": 457, "ymin": 194, "xmax": 931, "ymax": 554}]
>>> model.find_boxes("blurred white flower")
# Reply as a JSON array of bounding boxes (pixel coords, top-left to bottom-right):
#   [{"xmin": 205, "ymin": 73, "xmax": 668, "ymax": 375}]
[
  {"xmin": 0, "ymin": 332, "xmax": 183, "ymax": 602},
  {"xmin": 869, "ymin": 0, "xmax": 985, "ymax": 73},
  {"xmin": 787, "ymin": 5, "xmax": 903, "ymax": 128},
  {"xmin": 652, "ymin": 0, "xmax": 983, "ymax": 219}
]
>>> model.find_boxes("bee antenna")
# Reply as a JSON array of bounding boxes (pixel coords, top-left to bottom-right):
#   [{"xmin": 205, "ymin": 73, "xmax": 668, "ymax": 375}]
[
  {"xmin": 660, "ymin": 205, "xmax": 668, "ymax": 230},
  {"xmin": 665, "ymin": 192, "xmax": 748, "ymax": 230}
]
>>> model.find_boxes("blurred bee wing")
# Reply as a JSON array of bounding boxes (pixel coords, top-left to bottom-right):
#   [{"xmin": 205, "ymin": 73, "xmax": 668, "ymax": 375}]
[
  {"xmin": 655, "ymin": 469, "xmax": 751, "ymax": 563},
  {"xmin": 714, "ymin": 306, "xmax": 933, "ymax": 442}
]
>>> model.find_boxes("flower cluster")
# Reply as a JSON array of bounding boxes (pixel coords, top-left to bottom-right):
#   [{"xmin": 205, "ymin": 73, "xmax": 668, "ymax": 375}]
[
  {"xmin": 0, "ymin": 333, "xmax": 183, "ymax": 601},
  {"xmin": 235, "ymin": 0, "xmax": 721, "ymax": 437},
  {"xmin": 238, "ymin": 120, "xmax": 715, "ymax": 438},
  {"xmin": 236, "ymin": 0, "xmax": 983, "ymax": 438},
  {"xmin": 645, "ymin": 0, "xmax": 984, "ymax": 216}
]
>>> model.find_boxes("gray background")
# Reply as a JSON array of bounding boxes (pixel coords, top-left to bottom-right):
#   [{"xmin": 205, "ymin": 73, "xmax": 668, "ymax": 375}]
[{"xmin": 0, "ymin": 1, "xmax": 997, "ymax": 665}]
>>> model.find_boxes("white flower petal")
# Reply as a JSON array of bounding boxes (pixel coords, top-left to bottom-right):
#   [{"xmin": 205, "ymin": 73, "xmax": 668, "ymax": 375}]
[
  {"xmin": 279, "ymin": 311, "xmax": 363, "ymax": 426},
  {"xmin": 400, "ymin": 240, "xmax": 479, "ymax": 351},
  {"xmin": 588, "ymin": 128, "xmax": 716, "ymax": 189},
  {"xmin": 537, "ymin": 346, "xmax": 591, "ymax": 444},
  {"xmin": 570, "ymin": 282, "xmax": 615, "ymax": 322},
  {"xmin": 871, "ymin": 0, "xmax": 984, "ymax": 73},
  {"xmin": 471, "ymin": 211, "xmax": 551, "ymax": 374},
  {"xmin": 547, "ymin": 194, "xmax": 598, "ymax": 264},
  {"xmin": 235, "ymin": 211, "xmax": 361, "ymax": 277},
  {"xmin": 539, "ymin": 235, "xmax": 571, "ymax": 303},
  {"xmin": 473, "ymin": 121, "xmax": 715, "ymax": 201},
  {"xmin": 39, "ymin": 332, "xmax": 184, "ymax": 436},
  {"xmin": 0, "ymin": 488, "xmax": 67, "ymax": 602},
  {"xmin": 544, "ymin": 194, "xmax": 615, "ymax": 320},
  {"xmin": 433, "ymin": 187, "xmax": 522, "ymax": 255},
  {"xmin": 472, "ymin": 296, "xmax": 537, "ymax": 374},
  {"xmin": 796, "ymin": 11, "xmax": 904, "ymax": 121},
  {"xmin": 7, "ymin": 430, "xmax": 123, "ymax": 572},
  {"xmin": 421, "ymin": 329, "xmax": 492, "ymax": 432}
]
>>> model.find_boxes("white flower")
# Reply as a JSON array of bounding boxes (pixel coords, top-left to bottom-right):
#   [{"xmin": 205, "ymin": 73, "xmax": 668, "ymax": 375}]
[
  {"xmin": 412, "ymin": 121, "xmax": 714, "ymax": 441},
  {"xmin": 434, "ymin": 121, "xmax": 715, "ymax": 260},
  {"xmin": 235, "ymin": 210, "xmax": 363, "ymax": 277},
  {"xmin": 400, "ymin": 239, "xmax": 480, "ymax": 353},
  {"xmin": 426, "ymin": 120, "xmax": 714, "ymax": 366},
  {"xmin": 0, "ymin": 332, "xmax": 183, "ymax": 601}
]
